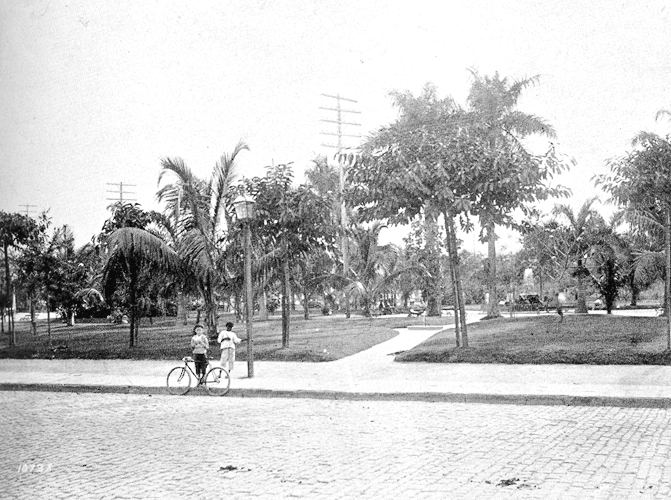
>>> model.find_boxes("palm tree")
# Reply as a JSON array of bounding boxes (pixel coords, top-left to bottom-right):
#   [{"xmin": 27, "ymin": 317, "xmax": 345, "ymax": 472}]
[
  {"xmin": 613, "ymin": 206, "xmax": 667, "ymax": 312},
  {"xmin": 466, "ymin": 70, "xmax": 557, "ymax": 318},
  {"xmin": 103, "ymin": 225, "xmax": 180, "ymax": 346},
  {"xmin": 155, "ymin": 141, "xmax": 249, "ymax": 338},
  {"xmin": 587, "ymin": 216, "xmax": 632, "ymax": 314},
  {"xmin": 103, "ymin": 143, "xmax": 248, "ymax": 345},
  {"xmin": 552, "ymin": 198, "xmax": 603, "ymax": 314},
  {"xmin": 346, "ymin": 222, "xmax": 424, "ymax": 317}
]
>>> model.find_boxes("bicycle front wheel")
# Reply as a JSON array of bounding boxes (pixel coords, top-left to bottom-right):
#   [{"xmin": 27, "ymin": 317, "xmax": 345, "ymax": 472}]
[
  {"xmin": 167, "ymin": 367, "xmax": 192, "ymax": 395},
  {"xmin": 204, "ymin": 367, "xmax": 230, "ymax": 396}
]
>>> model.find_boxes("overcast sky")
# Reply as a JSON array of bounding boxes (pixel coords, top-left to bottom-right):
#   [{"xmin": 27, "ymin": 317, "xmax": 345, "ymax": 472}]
[{"xmin": 2, "ymin": 0, "xmax": 670, "ymax": 250}]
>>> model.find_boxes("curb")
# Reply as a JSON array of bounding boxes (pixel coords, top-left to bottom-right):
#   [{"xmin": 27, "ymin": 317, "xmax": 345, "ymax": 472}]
[{"xmin": 2, "ymin": 383, "xmax": 671, "ymax": 408}]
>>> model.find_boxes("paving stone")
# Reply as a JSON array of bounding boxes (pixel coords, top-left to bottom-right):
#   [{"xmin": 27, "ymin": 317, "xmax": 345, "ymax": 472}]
[{"xmin": 1, "ymin": 391, "xmax": 670, "ymax": 498}]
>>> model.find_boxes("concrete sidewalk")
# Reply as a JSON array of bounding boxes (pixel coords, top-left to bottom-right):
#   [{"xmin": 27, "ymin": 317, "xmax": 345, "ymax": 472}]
[{"xmin": 2, "ymin": 312, "xmax": 671, "ymax": 407}]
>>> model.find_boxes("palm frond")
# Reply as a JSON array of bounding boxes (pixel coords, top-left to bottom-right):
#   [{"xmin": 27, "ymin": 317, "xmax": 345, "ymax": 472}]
[
  {"xmin": 180, "ymin": 229, "xmax": 220, "ymax": 286},
  {"xmin": 633, "ymin": 250, "xmax": 665, "ymax": 284},
  {"xmin": 76, "ymin": 287, "xmax": 104, "ymax": 304},
  {"xmin": 158, "ymin": 156, "xmax": 209, "ymax": 233},
  {"xmin": 618, "ymin": 207, "xmax": 665, "ymax": 238},
  {"xmin": 106, "ymin": 227, "xmax": 181, "ymax": 274},
  {"xmin": 211, "ymin": 140, "xmax": 249, "ymax": 228}
]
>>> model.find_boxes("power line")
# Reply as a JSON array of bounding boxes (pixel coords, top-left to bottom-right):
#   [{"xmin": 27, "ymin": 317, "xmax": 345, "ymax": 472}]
[
  {"xmin": 106, "ymin": 182, "xmax": 137, "ymax": 203},
  {"xmin": 18, "ymin": 204, "xmax": 38, "ymax": 217},
  {"xmin": 319, "ymin": 93, "xmax": 362, "ymax": 319},
  {"xmin": 319, "ymin": 93, "xmax": 362, "ymax": 151}
]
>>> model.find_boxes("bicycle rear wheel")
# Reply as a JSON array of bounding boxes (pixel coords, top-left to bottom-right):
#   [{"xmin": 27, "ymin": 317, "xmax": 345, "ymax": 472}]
[
  {"xmin": 204, "ymin": 367, "xmax": 230, "ymax": 396},
  {"xmin": 166, "ymin": 367, "xmax": 192, "ymax": 395}
]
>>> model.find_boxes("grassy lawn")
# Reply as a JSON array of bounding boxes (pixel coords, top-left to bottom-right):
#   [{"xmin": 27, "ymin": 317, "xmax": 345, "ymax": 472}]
[
  {"xmin": 396, "ymin": 314, "xmax": 671, "ymax": 365},
  {"xmin": 0, "ymin": 312, "xmax": 454, "ymax": 362}
]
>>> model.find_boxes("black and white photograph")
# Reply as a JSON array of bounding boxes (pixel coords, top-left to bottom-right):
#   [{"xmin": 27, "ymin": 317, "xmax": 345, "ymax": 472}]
[{"xmin": 2, "ymin": 1, "xmax": 671, "ymax": 498}]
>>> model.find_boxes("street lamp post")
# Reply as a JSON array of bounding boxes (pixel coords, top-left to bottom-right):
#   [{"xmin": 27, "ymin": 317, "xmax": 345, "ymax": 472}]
[{"xmin": 233, "ymin": 194, "xmax": 256, "ymax": 378}]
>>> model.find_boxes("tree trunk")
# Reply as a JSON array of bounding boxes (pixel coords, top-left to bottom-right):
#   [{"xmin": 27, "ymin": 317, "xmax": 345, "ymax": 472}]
[
  {"xmin": 204, "ymin": 297, "xmax": 217, "ymax": 341},
  {"xmin": 362, "ymin": 296, "xmax": 371, "ymax": 317},
  {"xmin": 281, "ymin": 236, "xmax": 291, "ymax": 348},
  {"xmin": 10, "ymin": 290, "xmax": 15, "ymax": 342},
  {"xmin": 629, "ymin": 274, "xmax": 639, "ymax": 307},
  {"xmin": 486, "ymin": 221, "xmax": 501, "ymax": 318},
  {"xmin": 258, "ymin": 268, "xmax": 269, "ymax": 321},
  {"xmin": 46, "ymin": 297, "xmax": 52, "ymax": 350},
  {"xmin": 303, "ymin": 285, "xmax": 310, "ymax": 320},
  {"xmin": 444, "ymin": 212, "xmax": 468, "ymax": 347},
  {"xmin": 204, "ymin": 278, "xmax": 218, "ymax": 340},
  {"xmin": 425, "ymin": 206, "xmax": 442, "ymax": 316},
  {"xmin": 67, "ymin": 309, "xmax": 75, "ymax": 326},
  {"xmin": 30, "ymin": 296, "xmax": 37, "ymax": 336},
  {"xmin": 258, "ymin": 288, "xmax": 268, "ymax": 321},
  {"xmin": 447, "ymin": 253, "xmax": 460, "ymax": 347},
  {"xmin": 4, "ymin": 240, "xmax": 14, "ymax": 346},
  {"xmin": 234, "ymin": 290, "xmax": 242, "ymax": 322},
  {"xmin": 604, "ymin": 259, "xmax": 617, "ymax": 314},
  {"xmin": 177, "ymin": 290, "xmax": 188, "ymax": 326},
  {"xmin": 452, "ymin": 239, "xmax": 468, "ymax": 346},
  {"xmin": 129, "ymin": 272, "xmax": 137, "ymax": 348},
  {"xmin": 575, "ymin": 262, "xmax": 589, "ymax": 314}
]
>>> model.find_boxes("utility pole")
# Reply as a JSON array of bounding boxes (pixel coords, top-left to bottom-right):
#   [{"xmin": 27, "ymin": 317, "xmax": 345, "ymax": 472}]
[
  {"xmin": 320, "ymin": 93, "xmax": 361, "ymax": 319},
  {"xmin": 18, "ymin": 205, "xmax": 37, "ymax": 217},
  {"xmin": 106, "ymin": 182, "xmax": 137, "ymax": 203}
]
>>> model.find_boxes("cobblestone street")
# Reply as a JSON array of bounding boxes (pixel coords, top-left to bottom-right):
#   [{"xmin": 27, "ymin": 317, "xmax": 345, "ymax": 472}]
[{"xmin": 2, "ymin": 391, "xmax": 671, "ymax": 499}]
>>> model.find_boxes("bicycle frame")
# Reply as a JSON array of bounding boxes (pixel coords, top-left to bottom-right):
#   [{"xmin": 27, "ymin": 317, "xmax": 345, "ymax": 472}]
[
  {"xmin": 181, "ymin": 356, "xmax": 212, "ymax": 383},
  {"xmin": 167, "ymin": 356, "xmax": 230, "ymax": 396}
]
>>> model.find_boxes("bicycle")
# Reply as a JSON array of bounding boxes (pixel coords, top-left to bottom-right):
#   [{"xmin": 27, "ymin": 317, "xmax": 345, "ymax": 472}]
[{"xmin": 166, "ymin": 357, "xmax": 230, "ymax": 396}]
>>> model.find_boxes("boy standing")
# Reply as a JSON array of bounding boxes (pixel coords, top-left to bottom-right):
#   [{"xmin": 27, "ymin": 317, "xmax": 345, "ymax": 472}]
[
  {"xmin": 218, "ymin": 322, "xmax": 242, "ymax": 373},
  {"xmin": 190, "ymin": 324, "xmax": 209, "ymax": 380}
]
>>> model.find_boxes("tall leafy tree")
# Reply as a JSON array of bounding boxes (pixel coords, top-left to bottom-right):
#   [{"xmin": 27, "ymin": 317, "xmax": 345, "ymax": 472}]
[
  {"xmin": 244, "ymin": 164, "xmax": 338, "ymax": 346},
  {"xmin": 466, "ymin": 71, "xmax": 564, "ymax": 318},
  {"xmin": 595, "ymin": 131, "xmax": 671, "ymax": 346},
  {"xmin": 352, "ymin": 84, "xmax": 480, "ymax": 345},
  {"xmin": 49, "ymin": 228, "xmax": 103, "ymax": 327},
  {"xmin": 15, "ymin": 213, "xmax": 51, "ymax": 336},
  {"xmin": 0, "ymin": 211, "xmax": 38, "ymax": 345},
  {"xmin": 352, "ymin": 82, "xmax": 569, "ymax": 344},
  {"xmin": 16, "ymin": 215, "xmax": 101, "ymax": 345}
]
